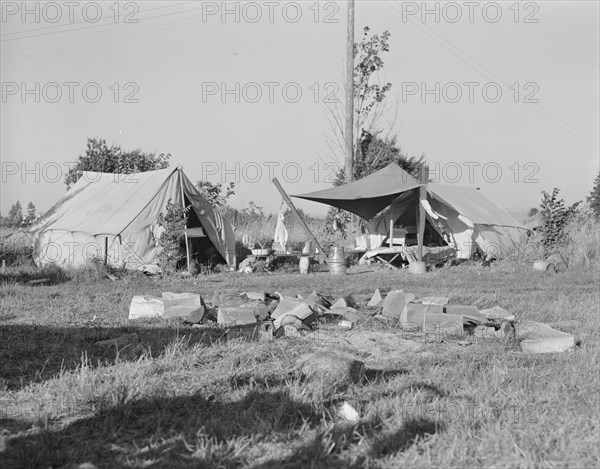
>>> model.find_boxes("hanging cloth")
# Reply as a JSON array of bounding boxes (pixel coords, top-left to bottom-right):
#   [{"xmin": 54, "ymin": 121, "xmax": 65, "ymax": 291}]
[{"xmin": 273, "ymin": 210, "xmax": 289, "ymax": 254}]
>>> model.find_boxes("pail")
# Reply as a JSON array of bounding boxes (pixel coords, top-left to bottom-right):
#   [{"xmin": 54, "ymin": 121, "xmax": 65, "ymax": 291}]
[
  {"xmin": 299, "ymin": 241, "xmax": 311, "ymax": 274},
  {"xmin": 329, "ymin": 246, "xmax": 346, "ymax": 275},
  {"xmin": 533, "ymin": 260, "xmax": 555, "ymax": 273},
  {"xmin": 299, "ymin": 256, "xmax": 310, "ymax": 274},
  {"xmin": 409, "ymin": 261, "xmax": 427, "ymax": 275}
]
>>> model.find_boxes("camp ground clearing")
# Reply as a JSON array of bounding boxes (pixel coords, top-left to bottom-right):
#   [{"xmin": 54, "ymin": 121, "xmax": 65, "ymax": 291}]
[
  {"xmin": 1, "ymin": 161, "xmax": 599, "ymax": 468},
  {"xmin": 0, "ymin": 252, "xmax": 599, "ymax": 468}
]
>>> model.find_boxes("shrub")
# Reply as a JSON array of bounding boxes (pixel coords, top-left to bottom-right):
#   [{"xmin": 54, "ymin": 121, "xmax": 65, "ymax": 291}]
[
  {"xmin": 157, "ymin": 199, "xmax": 189, "ymax": 274},
  {"xmin": 540, "ymin": 188, "xmax": 580, "ymax": 253}
]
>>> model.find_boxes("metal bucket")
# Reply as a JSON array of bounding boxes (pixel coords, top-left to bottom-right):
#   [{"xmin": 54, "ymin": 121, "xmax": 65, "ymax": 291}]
[
  {"xmin": 409, "ymin": 261, "xmax": 427, "ymax": 275},
  {"xmin": 533, "ymin": 260, "xmax": 555, "ymax": 273},
  {"xmin": 299, "ymin": 241, "xmax": 311, "ymax": 274},
  {"xmin": 329, "ymin": 245, "xmax": 346, "ymax": 275},
  {"xmin": 299, "ymin": 256, "xmax": 310, "ymax": 274}
]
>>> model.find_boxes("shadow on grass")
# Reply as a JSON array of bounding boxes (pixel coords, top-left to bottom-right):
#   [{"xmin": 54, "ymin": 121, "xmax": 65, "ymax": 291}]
[
  {"xmin": 369, "ymin": 417, "xmax": 443, "ymax": 457},
  {"xmin": 253, "ymin": 416, "xmax": 444, "ymax": 469},
  {"xmin": 2, "ymin": 387, "xmax": 445, "ymax": 469},
  {"xmin": 363, "ymin": 368, "xmax": 410, "ymax": 383},
  {"xmin": 1, "ymin": 389, "xmax": 322, "ymax": 468},
  {"xmin": 398, "ymin": 382, "xmax": 447, "ymax": 398},
  {"xmin": 0, "ymin": 324, "xmax": 225, "ymax": 390}
]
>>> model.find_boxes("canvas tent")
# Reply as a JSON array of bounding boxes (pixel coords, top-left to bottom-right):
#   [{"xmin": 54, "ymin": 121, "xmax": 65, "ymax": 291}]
[
  {"xmin": 29, "ymin": 167, "xmax": 236, "ymax": 270},
  {"xmin": 294, "ymin": 163, "xmax": 526, "ymax": 259}
]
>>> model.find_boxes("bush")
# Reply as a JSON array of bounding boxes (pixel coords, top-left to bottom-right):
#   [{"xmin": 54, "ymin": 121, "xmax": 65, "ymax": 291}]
[
  {"xmin": 157, "ymin": 199, "xmax": 189, "ymax": 274},
  {"xmin": 540, "ymin": 188, "xmax": 580, "ymax": 253}
]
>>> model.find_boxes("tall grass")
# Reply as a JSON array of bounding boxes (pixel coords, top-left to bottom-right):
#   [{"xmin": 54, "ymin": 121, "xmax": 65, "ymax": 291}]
[
  {"xmin": 0, "ymin": 228, "xmax": 35, "ymax": 267},
  {"xmin": 231, "ymin": 214, "xmax": 328, "ymax": 250},
  {"xmin": 504, "ymin": 209, "xmax": 599, "ymax": 269},
  {"xmin": 559, "ymin": 214, "xmax": 600, "ymax": 269}
]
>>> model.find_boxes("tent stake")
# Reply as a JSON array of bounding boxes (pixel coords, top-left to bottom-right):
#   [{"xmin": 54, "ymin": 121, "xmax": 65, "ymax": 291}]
[
  {"xmin": 178, "ymin": 168, "xmax": 191, "ymax": 274},
  {"xmin": 272, "ymin": 178, "xmax": 326, "ymax": 261}
]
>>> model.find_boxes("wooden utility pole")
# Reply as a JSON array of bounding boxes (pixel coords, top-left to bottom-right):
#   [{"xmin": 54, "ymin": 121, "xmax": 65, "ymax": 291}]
[{"xmin": 344, "ymin": 0, "xmax": 355, "ymax": 183}]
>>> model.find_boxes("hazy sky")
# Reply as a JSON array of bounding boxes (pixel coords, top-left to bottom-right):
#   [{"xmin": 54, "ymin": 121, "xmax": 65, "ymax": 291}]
[{"xmin": 1, "ymin": 1, "xmax": 599, "ymax": 218}]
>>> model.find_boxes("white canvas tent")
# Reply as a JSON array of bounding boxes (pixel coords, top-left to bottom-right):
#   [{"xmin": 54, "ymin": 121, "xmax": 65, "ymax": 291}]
[
  {"xmin": 29, "ymin": 167, "xmax": 236, "ymax": 270},
  {"xmin": 366, "ymin": 183, "xmax": 526, "ymax": 259}
]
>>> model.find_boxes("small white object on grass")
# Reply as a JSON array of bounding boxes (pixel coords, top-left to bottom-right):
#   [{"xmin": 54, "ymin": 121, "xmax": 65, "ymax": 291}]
[
  {"xmin": 339, "ymin": 401, "xmax": 360, "ymax": 423},
  {"xmin": 338, "ymin": 320, "xmax": 353, "ymax": 330},
  {"xmin": 78, "ymin": 462, "xmax": 98, "ymax": 469}
]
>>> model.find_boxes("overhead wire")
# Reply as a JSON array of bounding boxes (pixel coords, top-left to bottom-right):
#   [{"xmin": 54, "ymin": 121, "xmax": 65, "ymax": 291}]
[
  {"xmin": 2, "ymin": 5, "xmax": 207, "ymax": 66},
  {"xmin": 1, "ymin": 1, "xmax": 192, "ymax": 39},
  {"xmin": 0, "ymin": 2, "xmax": 201, "ymax": 64},
  {"xmin": 384, "ymin": 1, "xmax": 598, "ymax": 148}
]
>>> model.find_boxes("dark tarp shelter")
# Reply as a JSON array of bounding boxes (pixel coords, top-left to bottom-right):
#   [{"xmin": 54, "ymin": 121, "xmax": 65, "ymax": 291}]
[
  {"xmin": 294, "ymin": 163, "xmax": 527, "ymax": 259},
  {"xmin": 294, "ymin": 163, "xmax": 421, "ymax": 220}
]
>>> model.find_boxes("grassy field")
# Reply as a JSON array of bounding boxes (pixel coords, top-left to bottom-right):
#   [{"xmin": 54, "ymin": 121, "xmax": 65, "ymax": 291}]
[{"xmin": 0, "ymin": 262, "xmax": 599, "ymax": 468}]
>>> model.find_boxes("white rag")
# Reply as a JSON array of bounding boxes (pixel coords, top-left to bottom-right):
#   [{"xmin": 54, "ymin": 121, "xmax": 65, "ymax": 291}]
[{"xmin": 274, "ymin": 210, "xmax": 288, "ymax": 252}]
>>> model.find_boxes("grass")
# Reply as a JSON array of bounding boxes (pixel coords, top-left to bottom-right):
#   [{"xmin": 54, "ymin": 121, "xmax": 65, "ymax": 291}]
[{"xmin": 0, "ymin": 261, "xmax": 599, "ymax": 468}]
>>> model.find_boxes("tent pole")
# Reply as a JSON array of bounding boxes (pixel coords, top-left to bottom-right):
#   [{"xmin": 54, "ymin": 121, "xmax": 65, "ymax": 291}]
[
  {"xmin": 178, "ymin": 168, "xmax": 191, "ymax": 274},
  {"xmin": 417, "ymin": 165, "xmax": 429, "ymax": 262},
  {"xmin": 389, "ymin": 197, "xmax": 394, "ymax": 249}
]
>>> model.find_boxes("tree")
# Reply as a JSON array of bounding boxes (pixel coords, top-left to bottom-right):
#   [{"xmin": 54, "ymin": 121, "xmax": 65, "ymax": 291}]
[
  {"xmin": 341, "ymin": 133, "xmax": 424, "ymax": 184},
  {"xmin": 354, "ymin": 27, "xmax": 393, "ymax": 138},
  {"xmin": 7, "ymin": 201, "xmax": 23, "ymax": 226},
  {"xmin": 65, "ymin": 138, "xmax": 170, "ymax": 189},
  {"xmin": 322, "ymin": 27, "xmax": 425, "ymax": 240},
  {"xmin": 528, "ymin": 207, "xmax": 539, "ymax": 218},
  {"xmin": 22, "ymin": 202, "xmax": 37, "ymax": 226},
  {"xmin": 195, "ymin": 181, "xmax": 235, "ymax": 208},
  {"xmin": 324, "ymin": 27, "xmax": 395, "ymax": 169},
  {"xmin": 588, "ymin": 172, "xmax": 600, "ymax": 218},
  {"xmin": 539, "ymin": 188, "xmax": 581, "ymax": 252}
]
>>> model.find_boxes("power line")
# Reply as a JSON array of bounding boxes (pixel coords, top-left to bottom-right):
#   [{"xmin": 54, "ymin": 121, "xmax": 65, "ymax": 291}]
[
  {"xmin": 384, "ymin": 1, "xmax": 598, "ymax": 148},
  {"xmin": 1, "ymin": 2, "xmax": 191, "ymax": 38},
  {"xmin": 1, "ymin": 3, "xmax": 199, "ymax": 63},
  {"xmin": 1, "ymin": 13, "xmax": 207, "ymax": 66},
  {"xmin": 1, "ymin": 3, "xmax": 201, "ymax": 42}
]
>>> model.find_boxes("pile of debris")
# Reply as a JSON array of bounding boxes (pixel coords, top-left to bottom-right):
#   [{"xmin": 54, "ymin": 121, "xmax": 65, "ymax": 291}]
[
  {"xmin": 127, "ymin": 288, "xmax": 581, "ymax": 354},
  {"xmin": 128, "ymin": 289, "xmax": 345, "ymax": 340},
  {"xmin": 367, "ymin": 289, "xmax": 581, "ymax": 353}
]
